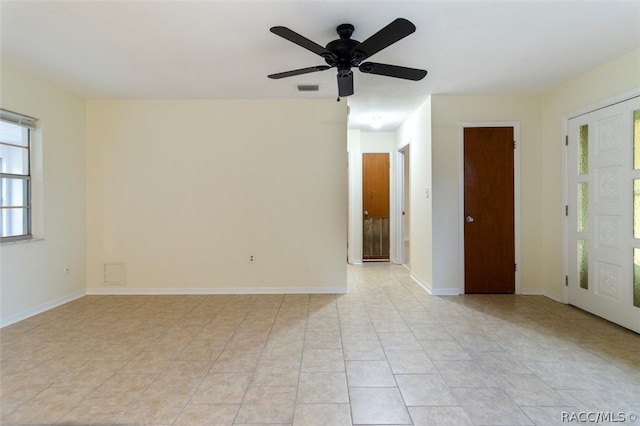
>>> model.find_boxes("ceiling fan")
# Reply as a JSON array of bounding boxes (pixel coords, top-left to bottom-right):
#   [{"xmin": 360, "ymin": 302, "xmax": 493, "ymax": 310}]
[{"xmin": 268, "ymin": 18, "xmax": 427, "ymax": 98}]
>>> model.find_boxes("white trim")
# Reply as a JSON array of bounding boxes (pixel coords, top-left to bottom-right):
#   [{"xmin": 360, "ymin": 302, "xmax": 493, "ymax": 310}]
[
  {"xmin": 347, "ymin": 148, "xmax": 363, "ymax": 264},
  {"xmin": 87, "ymin": 286, "xmax": 348, "ymax": 295},
  {"xmin": 393, "ymin": 148, "xmax": 407, "ymax": 265},
  {"xmin": 410, "ymin": 273, "xmax": 432, "ymax": 294},
  {"xmin": 0, "ymin": 290, "xmax": 86, "ymax": 328},
  {"xmin": 410, "ymin": 273, "xmax": 459, "ymax": 296},
  {"xmin": 561, "ymin": 88, "xmax": 640, "ymax": 305},
  {"xmin": 458, "ymin": 122, "xmax": 522, "ymax": 295},
  {"xmin": 565, "ymin": 88, "xmax": 640, "ymax": 120},
  {"xmin": 543, "ymin": 291, "xmax": 565, "ymax": 304}
]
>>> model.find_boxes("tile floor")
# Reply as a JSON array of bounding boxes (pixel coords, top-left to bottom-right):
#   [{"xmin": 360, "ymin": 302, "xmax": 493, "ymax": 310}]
[{"xmin": 1, "ymin": 263, "xmax": 640, "ymax": 425}]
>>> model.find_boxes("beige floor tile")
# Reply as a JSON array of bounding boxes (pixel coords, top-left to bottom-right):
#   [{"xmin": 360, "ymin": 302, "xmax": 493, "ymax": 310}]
[
  {"xmin": 226, "ymin": 331, "xmax": 269, "ymax": 352},
  {"xmin": 522, "ymin": 361, "xmax": 600, "ymax": 390},
  {"xmin": 371, "ymin": 317, "xmax": 411, "ymax": 333},
  {"xmin": 520, "ymin": 406, "xmax": 582, "ymax": 426},
  {"xmin": 117, "ymin": 385, "xmax": 194, "ymax": 424},
  {"xmin": 386, "ymin": 350, "xmax": 437, "ymax": 374},
  {"xmin": 297, "ymin": 372, "xmax": 349, "ymax": 403},
  {"xmin": 378, "ymin": 332, "xmax": 422, "ymax": 351},
  {"xmin": 176, "ymin": 339, "xmax": 227, "ymax": 361},
  {"xmin": 54, "ymin": 404, "xmax": 126, "ymax": 425},
  {"xmin": 419, "ymin": 340, "xmax": 472, "ymax": 360},
  {"xmin": 251, "ymin": 359, "xmax": 300, "ymax": 386},
  {"xmin": 151, "ymin": 360, "xmax": 211, "ymax": 387},
  {"xmin": 211, "ymin": 349, "xmax": 261, "ymax": 373},
  {"xmin": 2, "ymin": 263, "xmax": 640, "ymax": 426},
  {"xmin": 433, "ymin": 360, "xmax": 500, "ymax": 388},
  {"xmin": 349, "ymin": 387, "xmax": 411, "ymax": 425},
  {"xmin": 339, "ymin": 322, "xmax": 378, "ymax": 341},
  {"xmin": 409, "ymin": 324, "xmax": 455, "ymax": 341},
  {"xmin": 452, "ymin": 387, "xmax": 534, "ymax": 425},
  {"xmin": 408, "ymin": 406, "xmax": 473, "ymax": 426},
  {"xmin": 262, "ymin": 339, "xmax": 304, "ymax": 361},
  {"xmin": 395, "ymin": 374, "xmax": 458, "ymax": 406},
  {"xmin": 2, "ymin": 386, "xmax": 94, "ymax": 425},
  {"xmin": 301, "ymin": 349, "xmax": 344, "ymax": 372},
  {"xmin": 191, "ymin": 372, "xmax": 252, "ymax": 404},
  {"xmin": 293, "ymin": 403, "xmax": 352, "ymax": 426},
  {"xmin": 120, "ymin": 350, "xmax": 172, "ymax": 375},
  {"xmin": 345, "ymin": 360, "xmax": 396, "ymax": 387},
  {"xmin": 83, "ymin": 373, "xmax": 156, "ymax": 406},
  {"xmin": 235, "ymin": 386, "xmax": 296, "ymax": 424},
  {"xmin": 343, "ymin": 340, "xmax": 386, "ymax": 361},
  {"xmin": 173, "ymin": 403, "xmax": 239, "ymax": 426},
  {"xmin": 305, "ymin": 316, "xmax": 340, "ymax": 332},
  {"xmin": 304, "ymin": 330, "xmax": 342, "ymax": 349},
  {"xmin": 497, "ymin": 374, "xmax": 569, "ymax": 406}
]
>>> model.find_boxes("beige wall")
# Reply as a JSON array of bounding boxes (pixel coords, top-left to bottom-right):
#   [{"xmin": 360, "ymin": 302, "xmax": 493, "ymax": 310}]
[
  {"xmin": 86, "ymin": 99, "xmax": 348, "ymax": 293},
  {"xmin": 540, "ymin": 47, "xmax": 640, "ymax": 300},
  {"xmin": 0, "ymin": 64, "xmax": 87, "ymax": 325},
  {"xmin": 397, "ymin": 97, "xmax": 433, "ymax": 290},
  {"xmin": 430, "ymin": 94, "xmax": 543, "ymax": 294}
]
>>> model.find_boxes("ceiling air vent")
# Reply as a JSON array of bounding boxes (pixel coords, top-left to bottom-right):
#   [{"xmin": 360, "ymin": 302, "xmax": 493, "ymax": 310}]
[{"xmin": 297, "ymin": 84, "xmax": 319, "ymax": 92}]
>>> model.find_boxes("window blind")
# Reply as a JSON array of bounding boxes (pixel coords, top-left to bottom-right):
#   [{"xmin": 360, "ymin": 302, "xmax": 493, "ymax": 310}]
[{"xmin": 0, "ymin": 109, "xmax": 37, "ymax": 130}]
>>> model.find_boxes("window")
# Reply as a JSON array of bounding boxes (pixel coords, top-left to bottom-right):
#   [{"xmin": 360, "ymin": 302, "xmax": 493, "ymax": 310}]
[{"xmin": 1, "ymin": 109, "xmax": 36, "ymax": 242}]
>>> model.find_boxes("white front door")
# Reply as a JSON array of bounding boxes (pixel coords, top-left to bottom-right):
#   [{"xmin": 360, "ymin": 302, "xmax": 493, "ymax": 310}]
[{"xmin": 567, "ymin": 95, "xmax": 640, "ymax": 334}]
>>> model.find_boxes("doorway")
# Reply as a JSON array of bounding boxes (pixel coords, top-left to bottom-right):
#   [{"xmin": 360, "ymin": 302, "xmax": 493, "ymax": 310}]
[
  {"xmin": 462, "ymin": 126, "xmax": 517, "ymax": 293},
  {"xmin": 363, "ymin": 153, "xmax": 390, "ymax": 260},
  {"xmin": 402, "ymin": 147, "xmax": 410, "ymax": 268},
  {"xmin": 566, "ymin": 95, "xmax": 640, "ymax": 333}
]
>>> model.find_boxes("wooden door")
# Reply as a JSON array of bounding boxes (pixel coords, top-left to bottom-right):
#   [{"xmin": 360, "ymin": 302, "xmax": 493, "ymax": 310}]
[
  {"xmin": 567, "ymin": 96, "xmax": 640, "ymax": 333},
  {"xmin": 363, "ymin": 153, "xmax": 390, "ymax": 260},
  {"xmin": 464, "ymin": 127, "xmax": 515, "ymax": 293}
]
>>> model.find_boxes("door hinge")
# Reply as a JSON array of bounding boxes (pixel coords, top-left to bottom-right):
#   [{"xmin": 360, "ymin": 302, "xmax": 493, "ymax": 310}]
[
  {"xmin": 565, "ymin": 135, "xmax": 568, "ymax": 146},
  {"xmin": 514, "ymin": 263, "xmax": 517, "ymax": 272},
  {"xmin": 513, "ymin": 141, "xmax": 516, "ymax": 149},
  {"xmin": 565, "ymin": 275, "xmax": 568, "ymax": 287},
  {"xmin": 565, "ymin": 205, "xmax": 568, "ymax": 216}
]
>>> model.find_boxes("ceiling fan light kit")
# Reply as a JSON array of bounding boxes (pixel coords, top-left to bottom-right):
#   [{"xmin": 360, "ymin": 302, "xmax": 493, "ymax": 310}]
[{"xmin": 268, "ymin": 18, "xmax": 427, "ymax": 98}]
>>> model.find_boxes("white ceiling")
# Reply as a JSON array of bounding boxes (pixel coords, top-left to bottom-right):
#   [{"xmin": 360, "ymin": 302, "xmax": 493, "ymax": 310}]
[{"xmin": 1, "ymin": 0, "xmax": 639, "ymax": 131}]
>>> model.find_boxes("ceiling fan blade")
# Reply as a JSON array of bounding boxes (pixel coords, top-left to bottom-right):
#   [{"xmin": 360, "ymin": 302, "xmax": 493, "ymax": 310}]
[
  {"xmin": 270, "ymin": 26, "xmax": 337, "ymax": 60},
  {"xmin": 268, "ymin": 65, "xmax": 331, "ymax": 79},
  {"xmin": 337, "ymin": 72, "xmax": 354, "ymax": 97},
  {"xmin": 359, "ymin": 62, "xmax": 427, "ymax": 81},
  {"xmin": 350, "ymin": 18, "xmax": 416, "ymax": 62}
]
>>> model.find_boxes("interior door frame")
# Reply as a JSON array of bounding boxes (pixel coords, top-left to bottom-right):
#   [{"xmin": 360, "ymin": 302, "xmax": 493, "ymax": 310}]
[
  {"xmin": 394, "ymin": 146, "xmax": 409, "ymax": 266},
  {"xmin": 458, "ymin": 122, "xmax": 522, "ymax": 295},
  {"xmin": 562, "ymin": 88, "xmax": 640, "ymax": 304}
]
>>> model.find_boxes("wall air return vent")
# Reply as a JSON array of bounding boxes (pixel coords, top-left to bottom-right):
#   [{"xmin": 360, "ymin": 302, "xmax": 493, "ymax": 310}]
[{"xmin": 297, "ymin": 84, "xmax": 319, "ymax": 92}]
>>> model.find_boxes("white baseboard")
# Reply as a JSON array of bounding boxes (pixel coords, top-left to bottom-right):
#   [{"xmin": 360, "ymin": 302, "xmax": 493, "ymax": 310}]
[
  {"xmin": 1, "ymin": 290, "xmax": 86, "ymax": 328},
  {"xmin": 87, "ymin": 286, "xmax": 348, "ymax": 295},
  {"xmin": 521, "ymin": 289, "xmax": 545, "ymax": 296},
  {"xmin": 431, "ymin": 287, "xmax": 461, "ymax": 296},
  {"xmin": 410, "ymin": 274, "xmax": 460, "ymax": 296},
  {"xmin": 543, "ymin": 290, "xmax": 565, "ymax": 303}
]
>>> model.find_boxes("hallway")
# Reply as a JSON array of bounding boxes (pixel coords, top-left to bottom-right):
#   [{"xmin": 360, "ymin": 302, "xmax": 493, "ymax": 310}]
[{"xmin": 1, "ymin": 263, "xmax": 639, "ymax": 425}]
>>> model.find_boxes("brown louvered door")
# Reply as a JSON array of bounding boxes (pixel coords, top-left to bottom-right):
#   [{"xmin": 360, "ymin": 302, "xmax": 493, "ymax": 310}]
[
  {"xmin": 363, "ymin": 153, "xmax": 390, "ymax": 260},
  {"xmin": 463, "ymin": 127, "xmax": 515, "ymax": 293}
]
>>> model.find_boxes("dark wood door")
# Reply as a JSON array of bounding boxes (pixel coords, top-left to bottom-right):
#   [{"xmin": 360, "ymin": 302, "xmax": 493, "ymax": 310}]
[
  {"xmin": 363, "ymin": 153, "xmax": 390, "ymax": 260},
  {"xmin": 464, "ymin": 127, "xmax": 515, "ymax": 293}
]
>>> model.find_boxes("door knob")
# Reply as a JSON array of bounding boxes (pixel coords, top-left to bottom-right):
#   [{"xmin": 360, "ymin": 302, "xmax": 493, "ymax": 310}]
[
  {"xmin": 465, "ymin": 216, "xmax": 474, "ymax": 223},
  {"xmin": 364, "ymin": 210, "xmax": 369, "ymax": 216}
]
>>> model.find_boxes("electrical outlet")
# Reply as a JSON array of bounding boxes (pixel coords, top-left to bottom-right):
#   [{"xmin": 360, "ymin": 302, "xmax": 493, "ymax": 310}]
[
  {"xmin": 63, "ymin": 265, "xmax": 71, "ymax": 276},
  {"xmin": 248, "ymin": 254, "xmax": 256, "ymax": 264}
]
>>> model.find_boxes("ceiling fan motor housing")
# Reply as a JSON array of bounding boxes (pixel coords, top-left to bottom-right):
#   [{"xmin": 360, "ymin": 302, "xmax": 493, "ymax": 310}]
[{"xmin": 325, "ymin": 24, "xmax": 361, "ymax": 75}]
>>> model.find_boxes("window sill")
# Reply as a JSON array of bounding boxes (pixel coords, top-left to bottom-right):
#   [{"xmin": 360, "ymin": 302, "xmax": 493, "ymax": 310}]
[{"xmin": 1, "ymin": 237, "xmax": 44, "ymax": 246}]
